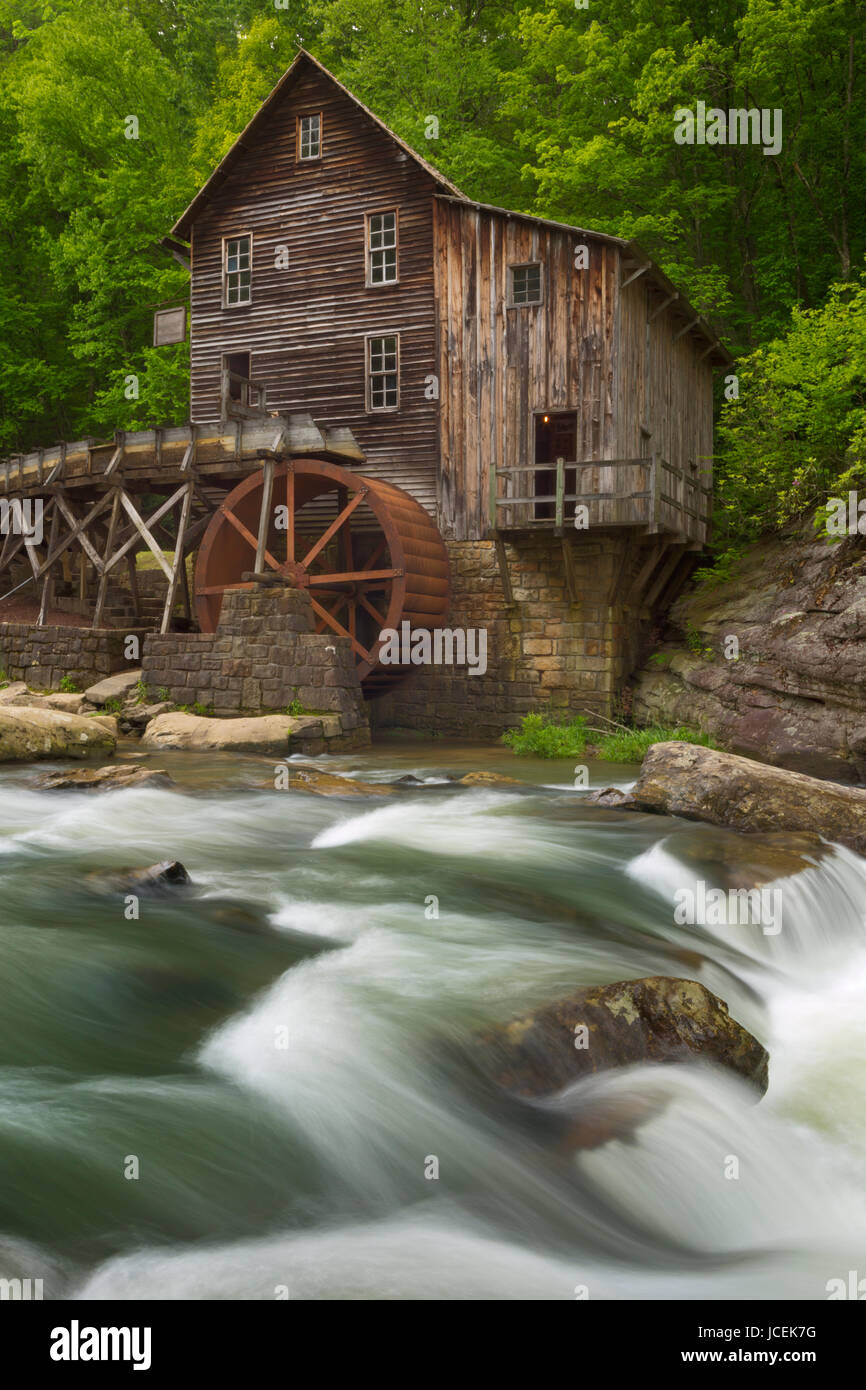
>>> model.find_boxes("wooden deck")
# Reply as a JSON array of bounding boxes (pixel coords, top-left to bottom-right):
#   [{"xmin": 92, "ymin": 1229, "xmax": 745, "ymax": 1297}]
[{"xmin": 491, "ymin": 455, "xmax": 711, "ymax": 544}]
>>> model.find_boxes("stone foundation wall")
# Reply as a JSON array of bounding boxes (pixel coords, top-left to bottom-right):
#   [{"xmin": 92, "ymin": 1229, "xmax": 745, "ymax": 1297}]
[
  {"xmin": 141, "ymin": 586, "xmax": 369, "ymax": 737},
  {"xmin": 0, "ymin": 623, "xmax": 149, "ymax": 690},
  {"xmin": 372, "ymin": 535, "xmax": 642, "ymax": 738}
]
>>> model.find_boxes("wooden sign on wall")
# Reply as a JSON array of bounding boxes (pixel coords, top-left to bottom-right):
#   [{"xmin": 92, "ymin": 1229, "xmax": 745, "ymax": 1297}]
[{"xmin": 153, "ymin": 307, "xmax": 187, "ymax": 346}]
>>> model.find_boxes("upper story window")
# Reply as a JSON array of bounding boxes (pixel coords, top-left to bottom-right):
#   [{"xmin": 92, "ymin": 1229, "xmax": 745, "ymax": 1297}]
[
  {"xmin": 224, "ymin": 234, "xmax": 251, "ymax": 306},
  {"xmin": 509, "ymin": 262, "xmax": 543, "ymax": 306},
  {"xmin": 298, "ymin": 113, "xmax": 322, "ymax": 161},
  {"xmin": 367, "ymin": 211, "xmax": 398, "ymax": 285},
  {"xmin": 367, "ymin": 334, "xmax": 399, "ymax": 411}
]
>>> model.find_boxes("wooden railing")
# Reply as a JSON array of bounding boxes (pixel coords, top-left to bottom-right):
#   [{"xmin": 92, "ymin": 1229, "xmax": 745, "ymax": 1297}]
[
  {"xmin": 221, "ymin": 369, "xmax": 267, "ymax": 420},
  {"xmin": 491, "ymin": 455, "xmax": 711, "ymax": 543}
]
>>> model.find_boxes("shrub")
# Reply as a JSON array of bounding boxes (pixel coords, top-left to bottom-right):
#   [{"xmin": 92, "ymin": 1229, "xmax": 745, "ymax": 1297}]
[
  {"xmin": 102, "ymin": 696, "xmax": 122, "ymax": 713},
  {"xmin": 287, "ymin": 697, "xmax": 305, "ymax": 716},
  {"xmin": 502, "ymin": 712, "xmax": 588, "ymax": 758},
  {"xmin": 58, "ymin": 674, "xmax": 79, "ymax": 693},
  {"xmin": 597, "ymin": 724, "xmax": 717, "ymax": 764}
]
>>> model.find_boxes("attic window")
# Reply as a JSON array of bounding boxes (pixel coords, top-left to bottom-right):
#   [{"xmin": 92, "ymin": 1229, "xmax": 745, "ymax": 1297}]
[
  {"xmin": 367, "ymin": 211, "xmax": 398, "ymax": 285},
  {"xmin": 509, "ymin": 263, "xmax": 543, "ymax": 306},
  {"xmin": 298, "ymin": 114, "xmax": 321, "ymax": 161},
  {"xmin": 224, "ymin": 235, "xmax": 251, "ymax": 306}
]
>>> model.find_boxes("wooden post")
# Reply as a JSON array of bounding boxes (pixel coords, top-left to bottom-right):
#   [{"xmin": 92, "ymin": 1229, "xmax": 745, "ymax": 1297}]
[
  {"xmin": 37, "ymin": 504, "xmax": 60, "ymax": 626},
  {"xmin": 494, "ymin": 535, "xmax": 515, "ymax": 608},
  {"xmin": 93, "ymin": 490, "xmax": 121, "ymax": 628},
  {"xmin": 554, "ymin": 457, "xmax": 565, "ymax": 532},
  {"xmin": 255, "ymin": 459, "xmax": 275, "ymax": 573},
  {"xmin": 126, "ymin": 552, "xmax": 141, "ymax": 621},
  {"xmin": 160, "ymin": 482, "xmax": 193, "ymax": 633},
  {"xmin": 649, "ymin": 452, "xmax": 662, "ymax": 532}
]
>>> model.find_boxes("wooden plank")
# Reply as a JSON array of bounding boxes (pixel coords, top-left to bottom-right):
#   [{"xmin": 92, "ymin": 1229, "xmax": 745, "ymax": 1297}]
[
  {"xmin": 494, "ymin": 535, "xmax": 515, "ymax": 607},
  {"xmin": 160, "ymin": 482, "xmax": 194, "ymax": 633},
  {"xmin": 93, "ymin": 490, "xmax": 123, "ymax": 627},
  {"xmin": 118, "ymin": 490, "xmax": 174, "ymax": 582},
  {"xmin": 255, "ymin": 459, "xmax": 274, "ymax": 573},
  {"xmin": 37, "ymin": 504, "xmax": 60, "ymax": 626}
]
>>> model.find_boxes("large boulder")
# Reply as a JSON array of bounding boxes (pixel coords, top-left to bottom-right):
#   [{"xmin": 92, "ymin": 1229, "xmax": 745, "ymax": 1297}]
[
  {"xmin": 84, "ymin": 669, "xmax": 142, "ymax": 706},
  {"xmin": 0, "ymin": 706, "xmax": 116, "ymax": 762},
  {"xmin": 631, "ymin": 740, "xmax": 866, "ymax": 854},
  {"xmin": 142, "ymin": 711, "xmax": 323, "ymax": 755},
  {"xmin": 631, "ymin": 521, "xmax": 866, "ymax": 782},
  {"xmin": 470, "ymin": 976, "xmax": 769, "ymax": 1099},
  {"xmin": 36, "ymin": 764, "xmax": 173, "ymax": 792}
]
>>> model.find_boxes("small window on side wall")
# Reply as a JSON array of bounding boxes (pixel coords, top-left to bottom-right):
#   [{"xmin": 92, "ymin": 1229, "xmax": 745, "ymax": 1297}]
[
  {"xmin": 298, "ymin": 114, "xmax": 322, "ymax": 161},
  {"xmin": 367, "ymin": 211, "xmax": 398, "ymax": 285},
  {"xmin": 224, "ymin": 235, "xmax": 251, "ymax": 306},
  {"xmin": 367, "ymin": 334, "xmax": 399, "ymax": 411},
  {"xmin": 509, "ymin": 263, "xmax": 543, "ymax": 306}
]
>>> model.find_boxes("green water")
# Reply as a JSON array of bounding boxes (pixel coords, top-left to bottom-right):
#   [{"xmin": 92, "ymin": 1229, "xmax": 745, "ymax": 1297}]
[{"xmin": 0, "ymin": 740, "xmax": 864, "ymax": 1299}]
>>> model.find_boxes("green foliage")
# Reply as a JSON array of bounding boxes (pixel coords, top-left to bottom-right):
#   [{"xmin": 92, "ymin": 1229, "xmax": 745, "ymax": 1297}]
[
  {"xmin": 0, "ymin": 0, "xmax": 863, "ymax": 553},
  {"xmin": 287, "ymin": 698, "xmax": 306, "ymax": 716},
  {"xmin": 131, "ymin": 678, "xmax": 148, "ymax": 703},
  {"xmin": 58, "ymin": 674, "xmax": 79, "ymax": 693},
  {"xmin": 597, "ymin": 724, "xmax": 718, "ymax": 764},
  {"xmin": 157, "ymin": 687, "xmax": 169, "ymax": 702},
  {"xmin": 191, "ymin": 701, "xmax": 213, "ymax": 716},
  {"xmin": 102, "ymin": 696, "xmax": 122, "ymax": 713},
  {"xmin": 502, "ymin": 711, "xmax": 588, "ymax": 758},
  {"xmin": 0, "ymin": 670, "xmax": 9, "ymax": 687},
  {"xmin": 711, "ymin": 276, "xmax": 866, "ymax": 553}
]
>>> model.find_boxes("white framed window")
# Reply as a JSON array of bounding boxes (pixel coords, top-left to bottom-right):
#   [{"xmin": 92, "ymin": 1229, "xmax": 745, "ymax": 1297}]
[
  {"xmin": 223, "ymin": 234, "xmax": 252, "ymax": 306},
  {"xmin": 366, "ymin": 334, "xmax": 399, "ymax": 411},
  {"xmin": 508, "ymin": 262, "xmax": 543, "ymax": 306},
  {"xmin": 367, "ymin": 211, "xmax": 398, "ymax": 285},
  {"xmin": 298, "ymin": 113, "xmax": 322, "ymax": 161}
]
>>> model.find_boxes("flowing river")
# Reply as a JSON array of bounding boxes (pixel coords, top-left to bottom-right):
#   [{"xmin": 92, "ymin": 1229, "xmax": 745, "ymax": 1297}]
[{"xmin": 0, "ymin": 739, "xmax": 864, "ymax": 1301}]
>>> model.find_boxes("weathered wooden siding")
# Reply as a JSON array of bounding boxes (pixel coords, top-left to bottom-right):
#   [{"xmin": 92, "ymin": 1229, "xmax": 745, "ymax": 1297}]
[
  {"xmin": 616, "ymin": 273, "xmax": 714, "ymax": 529},
  {"xmin": 436, "ymin": 200, "xmax": 715, "ymax": 541},
  {"xmin": 435, "ymin": 201, "xmax": 621, "ymax": 540},
  {"xmin": 189, "ymin": 60, "xmax": 440, "ymax": 514}
]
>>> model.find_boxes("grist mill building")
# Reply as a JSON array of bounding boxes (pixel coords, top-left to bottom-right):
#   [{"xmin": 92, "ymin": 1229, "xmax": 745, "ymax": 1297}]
[{"xmin": 0, "ymin": 49, "xmax": 729, "ymax": 736}]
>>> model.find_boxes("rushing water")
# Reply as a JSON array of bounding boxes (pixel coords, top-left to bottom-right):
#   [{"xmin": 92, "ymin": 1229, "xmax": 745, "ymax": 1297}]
[{"xmin": 0, "ymin": 738, "xmax": 864, "ymax": 1301}]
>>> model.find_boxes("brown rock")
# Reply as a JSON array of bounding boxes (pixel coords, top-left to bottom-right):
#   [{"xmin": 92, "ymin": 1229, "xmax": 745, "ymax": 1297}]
[
  {"xmin": 284, "ymin": 766, "xmax": 392, "ymax": 796},
  {"xmin": 36, "ymin": 764, "xmax": 174, "ymax": 792},
  {"xmin": 85, "ymin": 861, "xmax": 191, "ymax": 895},
  {"xmin": 470, "ymin": 976, "xmax": 769, "ymax": 1098},
  {"xmin": 632, "ymin": 741, "xmax": 866, "ymax": 854}
]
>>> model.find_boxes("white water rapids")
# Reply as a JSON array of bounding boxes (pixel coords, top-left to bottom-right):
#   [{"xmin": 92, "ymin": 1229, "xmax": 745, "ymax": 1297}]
[{"xmin": 0, "ymin": 744, "xmax": 864, "ymax": 1300}]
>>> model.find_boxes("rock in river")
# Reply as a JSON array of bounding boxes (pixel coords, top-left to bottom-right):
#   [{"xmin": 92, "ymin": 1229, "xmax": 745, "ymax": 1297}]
[
  {"xmin": 470, "ymin": 976, "xmax": 769, "ymax": 1099},
  {"xmin": 36, "ymin": 764, "xmax": 174, "ymax": 792},
  {"xmin": 631, "ymin": 741, "xmax": 866, "ymax": 854},
  {"xmin": 0, "ymin": 706, "xmax": 116, "ymax": 763},
  {"xmin": 86, "ymin": 861, "xmax": 192, "ymax": 896},
  {"xmin": 143, "ymin": 711, "xmax": 326, "ymax": 755}
]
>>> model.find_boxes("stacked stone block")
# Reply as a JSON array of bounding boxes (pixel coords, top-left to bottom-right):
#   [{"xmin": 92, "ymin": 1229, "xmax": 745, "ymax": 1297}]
[
  {"xmin": 371, "ymin": 534, "xmax": 638, "ymax": 738},
  {"xmin": 0, "ymin": 624, "xmax": 148, "ymax": 690},
  {"xmin": 141, "ymin": 586, "xmax": 369, "ymax": 736}
]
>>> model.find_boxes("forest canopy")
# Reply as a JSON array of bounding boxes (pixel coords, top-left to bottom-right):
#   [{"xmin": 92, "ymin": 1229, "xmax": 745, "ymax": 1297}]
[{"xmin": 0, "ymin": 0, "xmax": 862, "ymax": 551}]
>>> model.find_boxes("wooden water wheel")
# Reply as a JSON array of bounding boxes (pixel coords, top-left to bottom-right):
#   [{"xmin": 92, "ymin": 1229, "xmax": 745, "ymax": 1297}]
[{"xmin": 194, "ymin": 458, "xmax": 450, "ymax": 694}]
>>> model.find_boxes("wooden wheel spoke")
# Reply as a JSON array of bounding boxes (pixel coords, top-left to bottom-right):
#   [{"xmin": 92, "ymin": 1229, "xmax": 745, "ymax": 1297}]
[
  {"xmin": 309, "ymin": 595, "xmax": 372, "ymax": 663},
  {"xmin": 357, "ymin": 592, "xmax": 387, "ymax": 627},
  {"xmin": 301, "ymin": 488, "xmax": 366, "ymax": 570},
  {"xmin": 221, "ymin": 505, "xmax": 281, "ymax": 570},
  {"xmin": 362, "ymin": 540, "xmax": 387, "ymax": 572},
  {"xmin": 306, "ymin": 568, "xmax": 399, "ymax": 585}
]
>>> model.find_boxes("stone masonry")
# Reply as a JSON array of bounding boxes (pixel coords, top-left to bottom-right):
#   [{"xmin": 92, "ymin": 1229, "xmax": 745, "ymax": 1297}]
[
  {"xmin": 372, "ymin": 534, "xmax": 643, "ymax": 738},
  {"xmin": 141, "ymin": 585, "xmax": 370, "ymax": 742},
  {"xmin": 0, "ymin": 623, "xmax": 149, "ymax": 690}
]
